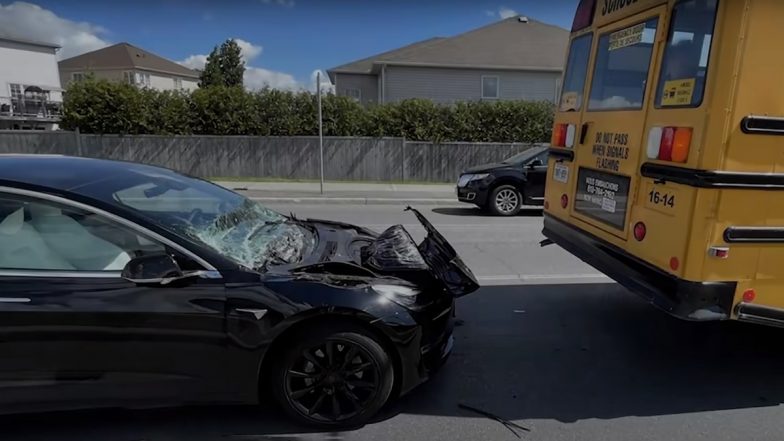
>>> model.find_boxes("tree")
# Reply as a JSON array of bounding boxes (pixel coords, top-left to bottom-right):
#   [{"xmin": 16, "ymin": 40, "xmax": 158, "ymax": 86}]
[
  {"xmin": 198, "ymin": 39, "xmax": 245, "ymax": 88},
  {"xmin": 199, "ymin": 46, "xmax": 224, "ymax": 88},
  {"xmin": 220, "ymin": 39, "xmax": 245, "ymax": 87}
]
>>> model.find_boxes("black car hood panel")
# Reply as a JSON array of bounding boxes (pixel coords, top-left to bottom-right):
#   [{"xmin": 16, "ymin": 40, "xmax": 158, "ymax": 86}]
[
  {"xmin": 270, "ymin": 208, "xmax": 479, "ymax": 297},
  {"xmin": 462, "ymin": 162, "xmax": 514, "ymax": 174}
]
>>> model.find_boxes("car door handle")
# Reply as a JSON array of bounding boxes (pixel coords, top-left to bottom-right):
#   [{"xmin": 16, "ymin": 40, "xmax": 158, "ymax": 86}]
[
  {"xmin": 0, "ymin": 297, "xmax": 31, "ymax": 303},
  {"xmin": 233, "ymin": 308, "xmax": 268, "ymax": 320}
]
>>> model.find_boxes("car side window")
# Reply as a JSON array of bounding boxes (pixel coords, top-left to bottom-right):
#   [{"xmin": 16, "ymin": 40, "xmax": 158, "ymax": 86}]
[
  {"xmin": 0, "ymin": 193, "xmax": 169, "ymax": 272},
  {"xmin": 528, "ymin": 152, "xmax": 548, "ymax": 167}
]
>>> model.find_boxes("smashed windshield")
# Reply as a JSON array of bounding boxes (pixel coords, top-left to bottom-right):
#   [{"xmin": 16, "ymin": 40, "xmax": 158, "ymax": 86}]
[{"xmin": 105, "ymin": 173, "xmax": 314, "ymax": 270}]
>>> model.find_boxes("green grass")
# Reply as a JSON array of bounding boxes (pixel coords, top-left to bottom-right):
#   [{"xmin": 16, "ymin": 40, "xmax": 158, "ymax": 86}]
[{"xmin": 208, "ymin": 176, "xmax": 449, "ymax": 185}]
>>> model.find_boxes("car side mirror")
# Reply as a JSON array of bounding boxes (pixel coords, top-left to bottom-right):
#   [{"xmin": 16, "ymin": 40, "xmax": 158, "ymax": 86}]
[{"xmin": 122, "ymin": 253, "xmax": 192, "ymax": 285}]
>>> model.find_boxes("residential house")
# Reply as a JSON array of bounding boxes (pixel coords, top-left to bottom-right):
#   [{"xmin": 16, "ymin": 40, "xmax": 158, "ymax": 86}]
[
  {"xmin": 328, "ymin": 16, "xmax": 569, "ymax": 106},
  {"xmin": 58, "ymin": 43, "xmax": 199, "ymax": 91},
  {"xmin": 0, "ymin": 36, "xmax": 63, "ymax": 130}
]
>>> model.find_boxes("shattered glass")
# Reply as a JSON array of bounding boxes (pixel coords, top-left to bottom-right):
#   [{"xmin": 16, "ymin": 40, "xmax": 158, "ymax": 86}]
[
  {"xmin": 188, "ymin": 200, "xmax": 315, "ymax": 270},
  {"xmin": 363, "ymin": 224, "xmax": 429, "ymax": 271}
]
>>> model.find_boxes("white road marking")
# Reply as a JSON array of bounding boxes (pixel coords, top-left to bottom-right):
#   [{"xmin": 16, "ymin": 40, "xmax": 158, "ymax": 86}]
[
  {"xmin": 363, "ymin": 224, "xmax": 528, "ymax": 229},
  {"xmin": 477, "ymin": 273, "xmax": 612, "ymax": 286}
]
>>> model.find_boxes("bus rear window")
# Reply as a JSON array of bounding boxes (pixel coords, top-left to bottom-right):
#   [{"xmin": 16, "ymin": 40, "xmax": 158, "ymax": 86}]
[
  {"xmin": 588, "ymin": 18, "xmax": 659, "ymax": 111},
  {"xmin": 558, "ymin": 34, "xmax": 593, "ymax": 112},
  {"xmin": 656, "ymin": 0, "xmax": 719, "ymax": 108}
]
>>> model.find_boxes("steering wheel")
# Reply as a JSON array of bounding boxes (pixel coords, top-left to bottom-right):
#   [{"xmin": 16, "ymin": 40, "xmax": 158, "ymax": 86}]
[{"xmin": 185, "ymin": 208, "xmax": 204, "ymax": 225}]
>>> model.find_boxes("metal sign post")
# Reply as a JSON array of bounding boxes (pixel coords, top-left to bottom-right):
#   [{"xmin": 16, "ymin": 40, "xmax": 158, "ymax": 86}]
[{"xmin": 317, "ymin": 71, "xmax": 324, "ymax": 195}]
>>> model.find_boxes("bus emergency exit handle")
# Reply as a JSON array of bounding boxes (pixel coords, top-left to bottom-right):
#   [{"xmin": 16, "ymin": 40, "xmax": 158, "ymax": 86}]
[{"xmin": 580, "ymin": 123, "xmax": 590, "ymax": 145}]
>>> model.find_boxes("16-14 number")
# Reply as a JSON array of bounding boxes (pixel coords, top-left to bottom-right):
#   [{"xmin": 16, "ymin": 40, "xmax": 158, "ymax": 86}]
[{"xmin": 648, "ymin": 189, "xmax": 674, "ymax": 207}]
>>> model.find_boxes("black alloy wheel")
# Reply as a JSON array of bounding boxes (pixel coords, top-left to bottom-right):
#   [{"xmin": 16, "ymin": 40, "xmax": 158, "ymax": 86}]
[{"xmin": 272, "ymin": 325, "xmax": 394, "ymax": 428}]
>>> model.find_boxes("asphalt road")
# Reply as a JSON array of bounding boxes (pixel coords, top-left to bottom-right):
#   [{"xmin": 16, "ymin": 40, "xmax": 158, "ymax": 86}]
[
  {"xmin": 272, "ymin": 203, "xmax": 610, "ymax": 285},
  {"xmin": 5, "ymin": 204, "xmax": 784, "ymax": 441}
]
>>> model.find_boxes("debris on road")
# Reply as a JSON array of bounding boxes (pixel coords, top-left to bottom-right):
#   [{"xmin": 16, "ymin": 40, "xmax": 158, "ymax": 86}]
[{"xmin": 457, "ymin": 403, "xmax": 530, "ymax": 438}]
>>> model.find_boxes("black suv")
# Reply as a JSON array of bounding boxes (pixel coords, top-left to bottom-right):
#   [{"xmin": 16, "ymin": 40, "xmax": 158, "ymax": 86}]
[{"xmin": 456, "ymin": 147, "xmax": 549, "ymax": 216}]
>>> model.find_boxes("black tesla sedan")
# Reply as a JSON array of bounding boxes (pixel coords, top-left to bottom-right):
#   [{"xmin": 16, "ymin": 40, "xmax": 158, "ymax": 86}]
[
  {"xmin": 456, "ymin": 146, "xmax": 549, "ymax": 216},
  {"xmin": 0, "ymin": 155, "xmax": 478, "ymax": 428}
]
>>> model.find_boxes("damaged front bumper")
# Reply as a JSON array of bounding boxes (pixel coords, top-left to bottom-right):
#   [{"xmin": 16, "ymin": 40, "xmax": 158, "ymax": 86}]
[{"xmin": 361, "ymin": 207, "xmax": 480, "ymax": 298}]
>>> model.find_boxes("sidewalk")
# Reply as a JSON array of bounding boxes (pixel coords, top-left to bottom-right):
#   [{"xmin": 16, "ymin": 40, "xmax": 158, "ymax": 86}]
[{"xmin": 213, "ymin": 181, "xmax": 459, "ymax": 205}]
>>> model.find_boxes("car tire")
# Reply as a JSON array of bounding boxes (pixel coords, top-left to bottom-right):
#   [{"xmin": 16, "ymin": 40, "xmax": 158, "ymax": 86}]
[
  {"xmin": 271, "ymin": 323, "xmax": 395, "ymax": 428},
  {"xmin": 489, "ymin": 185, "xmax": 523, "ymax": 216}
]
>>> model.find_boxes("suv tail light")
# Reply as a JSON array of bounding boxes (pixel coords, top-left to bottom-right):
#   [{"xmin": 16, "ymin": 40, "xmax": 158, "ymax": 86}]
[{"xmin": 646, "ymin": 126, "xmax": 691, "ymax": 163}]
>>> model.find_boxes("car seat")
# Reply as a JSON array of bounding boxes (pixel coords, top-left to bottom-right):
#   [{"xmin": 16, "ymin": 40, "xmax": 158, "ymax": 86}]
[
  {"xmin": 0, "ymin": 206, "xmax": 76, "ymax": 270},
  {"xmin": 29, "ymin": 204, "xmax": 132, "ymax": 271}
]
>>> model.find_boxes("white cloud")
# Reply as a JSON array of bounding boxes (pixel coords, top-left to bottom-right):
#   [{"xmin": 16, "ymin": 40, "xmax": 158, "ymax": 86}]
[
  {"xmin": 486, "ymin": 6, "xmax": 519, "ymax": 20},
  {"xmin": 245, "ymin": 67, "xmax": 299, "ymax": 91},
  {"xmin": 498, "ymin": 7, "xmax": 519, "ymax": 19},
  {"xmin": 234, "ymin": 38, "xmax": 262, "ymax": 63},
  {"xmin": 0, "ymin": 1, "xmax": 110, "ymax": 59},
  {"xmin": 498, "ymin": 6, "xmax": 518, "ymax": 19},
  {"xmin": 309, "ymin": 70, "xmax": 335, "ymax": 94},
  {"xmin": 179, "ymin": 54, "xmax": 208, "ymax": 70},
  {"xmin": 261, "ymin": 0, "xmax": 295, "ymax": 7}
]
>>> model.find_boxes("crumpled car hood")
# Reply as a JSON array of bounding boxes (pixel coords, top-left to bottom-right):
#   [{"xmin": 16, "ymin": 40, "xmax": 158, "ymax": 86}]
[{"xmin": 270, "ymin": 207, "xmax": 479, "ymax": 298}]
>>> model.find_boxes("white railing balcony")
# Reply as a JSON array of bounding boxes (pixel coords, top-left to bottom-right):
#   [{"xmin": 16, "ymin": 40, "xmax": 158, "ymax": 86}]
[{"xmin": 0, "ymin": 95, "xmax": 62, "ymax": 120}]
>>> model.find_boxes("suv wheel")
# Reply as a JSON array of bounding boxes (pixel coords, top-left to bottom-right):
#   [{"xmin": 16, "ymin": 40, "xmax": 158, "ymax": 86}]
[{"xmin": 489, "ymin": 185, "xmax": 522, "ymax": 216}]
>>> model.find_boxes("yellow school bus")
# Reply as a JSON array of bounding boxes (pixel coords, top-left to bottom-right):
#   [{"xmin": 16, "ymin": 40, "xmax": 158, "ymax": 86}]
[{"xmin": 543, "ymin": 0, "xmax": 784, "ymax": 326}]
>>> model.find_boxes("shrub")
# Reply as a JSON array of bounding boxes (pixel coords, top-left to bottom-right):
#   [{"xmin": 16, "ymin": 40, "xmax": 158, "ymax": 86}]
[{"xmin": 62, "ymin": 79, "xmax": 554, "ymax": 142}]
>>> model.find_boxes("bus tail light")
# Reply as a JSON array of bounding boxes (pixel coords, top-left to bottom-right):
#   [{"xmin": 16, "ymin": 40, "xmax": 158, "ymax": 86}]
[
  {"xmin": 672, "ymin": 128, "xmax": 692, "ymax": 163},
  {"xmin": 565, "ymin": 124, "xmax": 576, "ymax": 148},
  {"xmin": 658, "ymin": 127, "xmax": 675, "ymax": 161},
  {"xmin": 708, "ymin": 246, "xmax": 729, "ymax": 259},
  {"xmin": 571, "ymin": 0, "xmax": 596, "ymax": 31},
  {"xmin": 646, "ymin": 127, "xmax": 663, "ymax": 159},
  {"xmin": 633, "ymin": 222, "xmax": 646, "ymax": 241},
  {"xmin": 743, "ymin": 289, "xmax": 756, "ymax": 302},
  {"xmin": 647, "ymin": 126, "xmax": 692, "ymax": 163},
  {"xmin": 552, "ymin": 124, "xmax": 567, "ymax": 147},
  {"xmin": 560, "ymin": 194, "xmax": 568, "ymax": 209},
  {"xmin": 552, "ymin": 123, "xmax": 576, "ymax": 148}
]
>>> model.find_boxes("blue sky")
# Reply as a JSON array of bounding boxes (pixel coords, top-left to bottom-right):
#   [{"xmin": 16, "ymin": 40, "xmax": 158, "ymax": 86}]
[{"xmin": 1, "ymin": 0, "xmax": 579, "ymax": 90}]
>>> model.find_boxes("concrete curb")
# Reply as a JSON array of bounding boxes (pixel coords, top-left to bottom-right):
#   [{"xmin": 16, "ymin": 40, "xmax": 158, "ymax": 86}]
[{"xmin": 249, "ymin": 197, "xmax": 460, "ymax": 206}]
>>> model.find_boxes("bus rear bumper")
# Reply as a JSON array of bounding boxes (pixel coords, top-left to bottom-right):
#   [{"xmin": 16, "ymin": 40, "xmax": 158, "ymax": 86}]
[{"xmin": 542, "ymin": 213, "xmax": 737, "ymax": 321}]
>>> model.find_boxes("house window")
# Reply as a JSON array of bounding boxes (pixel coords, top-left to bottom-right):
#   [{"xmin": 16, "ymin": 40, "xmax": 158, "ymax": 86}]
[
  {"xmin": 345, "ymin": 88, "xmax": 361, "ymax": 102},
  {"xmin": 9, "ymin": 84, "xmax": 22, "ymax": 100},
  {"xmin": 173, "ymin": 78, "xmax": 182, "ymax": 90},
  {"xmin": 482, "ymin": 76, "xmax": 500, "ymax": 99},
  {"xmin": 123, "ymin": 71, "xmax": 134, "ymax": 85},
  {"xmin": 71, "ymin": 73, "xmax": 85, "ymax": 82},
  {"xmin": 132, "ymin": 72, "xmax": 151, "ymax": 87}
]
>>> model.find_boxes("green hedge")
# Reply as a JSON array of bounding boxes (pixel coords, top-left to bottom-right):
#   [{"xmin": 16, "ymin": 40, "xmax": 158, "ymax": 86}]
[{"xmin": 61, "ymin": 78, "xmax": 554, "ymax": 142}]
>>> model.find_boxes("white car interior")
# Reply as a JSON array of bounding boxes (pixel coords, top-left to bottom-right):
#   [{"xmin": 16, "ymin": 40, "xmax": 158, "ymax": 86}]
[{"xmin": 0, "ymin": 201, "xmax": 137, "ymax": 272}]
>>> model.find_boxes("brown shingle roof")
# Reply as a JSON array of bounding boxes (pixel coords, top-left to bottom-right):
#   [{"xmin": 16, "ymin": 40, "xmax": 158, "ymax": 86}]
[
  {"xmin": 327, "ymin": 37, "xmax": 446, "ymax": 82},
  {"xmin": 58, "ymin": 42, "xmax": 199, "ymax": 79},
  {"xmin": 328, "ymin": 15, "xmax": 569, "ymax": 81}
]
